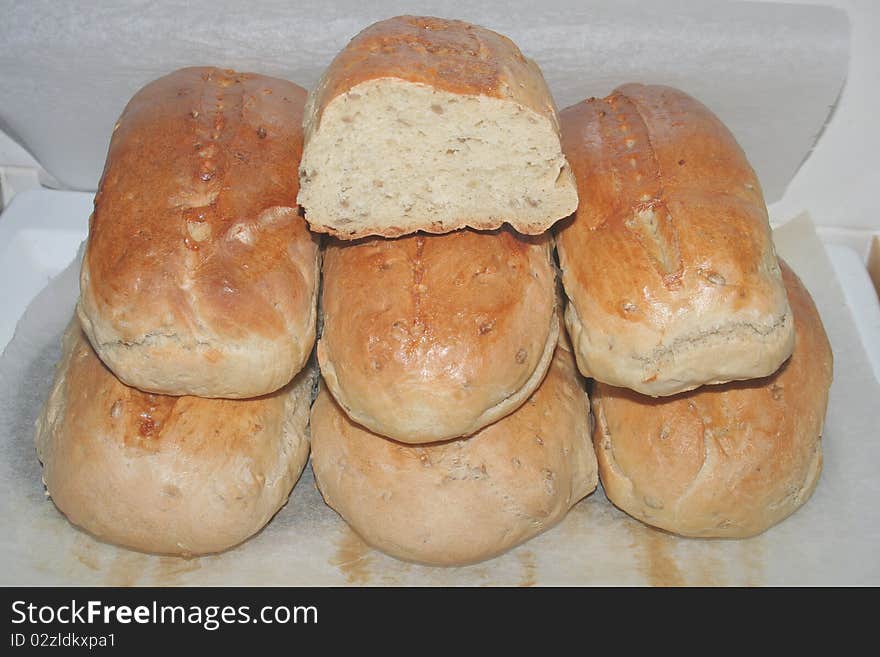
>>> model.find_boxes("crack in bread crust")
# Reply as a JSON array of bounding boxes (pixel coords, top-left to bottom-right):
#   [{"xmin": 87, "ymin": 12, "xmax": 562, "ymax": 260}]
[
  {"xmin": 635, "ymin": 311, "xmax": 793, "ymax": 369},
  {"xmin": 602, "ymin": 93, "xmax": 683, "ymax": 284}
]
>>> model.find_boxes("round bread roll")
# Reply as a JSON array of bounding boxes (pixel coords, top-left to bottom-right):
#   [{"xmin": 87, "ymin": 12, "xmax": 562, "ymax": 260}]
[
  {"xmin": 592, "ymin": 261, "xmax": 832, "ymax": 538},
  {"xmin": 34, "ymin": 319, "xmax": 316, "ymax": 556},
  {"xmin": 318, "ymin": 228, "xmax": 558, "ymax": 443},
  {"xmin": 310, "ymin": 335, "xmax": 598, "ymax": 566},
  {"xmin": 77, "ymin": 67, "xmax": 320, "ymax": 398}
]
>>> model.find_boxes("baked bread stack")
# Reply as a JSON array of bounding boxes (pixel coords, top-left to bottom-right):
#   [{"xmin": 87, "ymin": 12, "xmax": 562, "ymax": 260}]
[
  {"xmin": 36, "ymin": 67, "xmax": 321, "ymax": 556},
  {"xmin": 304, "ymin": 16, "xmax": 597, "ymax": 565},
  {"xmin": 31, "ymin": 17, "xmax": 835, "ymax": 568},
  {"xmin": 557, "ymin": 84, "xmax": 833, "ymax": 537},
  {"xmin": 591, "ymin": 260, "xmax": 832, "ymax": 537}
]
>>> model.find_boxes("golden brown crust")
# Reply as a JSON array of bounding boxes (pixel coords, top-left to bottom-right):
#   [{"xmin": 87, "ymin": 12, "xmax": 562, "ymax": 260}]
[
  {"xmin": 305, "ymin": 15, "xmax": 559, "ymax": 135},
  {"xmin": 34, "ymin": 319, "xmax": 315, "ymax": 556},
  {"xmin": 310, "ymin": 335, "xmax": 598, "ymax": 566},
  {"xmin": 304, "ymin": 215, "xmax": 553, "ymax": 241},
  {"xmin": 556, "ymin": 84, "xmax": 794, "ymax": 396},
  {"xmin": 78, "ymin": 67, "xmax": 319, "ymax": 398},
  {"xmin": 592, "ymin": 261, "xmax": 833, "ymax": 538},
  {"xmin": 318, "ymin": 228, "xmax": 558, "ymax": 442}
]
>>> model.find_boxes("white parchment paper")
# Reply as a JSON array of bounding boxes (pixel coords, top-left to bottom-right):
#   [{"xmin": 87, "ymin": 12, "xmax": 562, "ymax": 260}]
[
  {"xmin": 0, "ymin": 214, "xmax": 877, "ymax": 586},
  {"xmin": 0, "ymin": 0, "xmax": 848, "ymax": 202}
]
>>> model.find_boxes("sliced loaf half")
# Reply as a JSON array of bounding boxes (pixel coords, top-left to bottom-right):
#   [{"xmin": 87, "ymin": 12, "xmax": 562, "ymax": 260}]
[{"xmin": 298, "ymin": 15, "xmax": 578, "ymax": 239}]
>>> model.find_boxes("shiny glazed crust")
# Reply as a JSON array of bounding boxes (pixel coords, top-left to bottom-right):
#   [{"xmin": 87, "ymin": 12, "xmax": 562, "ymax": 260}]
[
  {"xmin": 556, "ymin": 84, "xmax": 794, "ymax": 396},
  {"xmin": 318, "ymin": 228, "xmax": 558, "ymax": 442},
  {"xmin": 78, "ymin": 67, "xmax": 319, "ymax": 398},
  {"xmin": 310, "ymin": 335, "xmax": 597, "ymax": 566},
  {"xmin": 592, "ymin": 261, "xmax": 832, "ymax": 538}
]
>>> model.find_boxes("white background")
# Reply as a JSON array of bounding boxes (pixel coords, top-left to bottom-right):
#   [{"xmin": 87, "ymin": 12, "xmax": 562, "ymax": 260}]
[{"xmin": 1, "ymin": 0, "xmax": 878, "ymax": 254}]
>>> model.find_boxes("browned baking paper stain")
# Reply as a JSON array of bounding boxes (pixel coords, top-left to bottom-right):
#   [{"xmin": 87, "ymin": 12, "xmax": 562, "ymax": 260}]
[
  {"xmin": 71, "ymin": 535, "xmax": 101, "ymax": 572},
  {"xmin": 626, "ymin": 519, "xmax": 767, "ymax": 586},
  {"xmin": 689, "ymin": 541, "xmax": 727, "ymax": 587},
  {"xmin": 70, "ymin": 532, "xmax": 208, "ymax": 585},
  {"xmin": 331, "ymin": 527, "xmax": 373, "ymax": 585},
  {"xmin": 517, "ymin": 549, "xmax": 537, "ymax": 587},
  {"xmin": 154, "ymin": 555, "xmax": 202, "ymax": 585},
  {"xmin": 103, "ymin": 550, "xmax": 149, "ymax": 587},
  {"xmin": 739, "ymin": 536, "xmax": 766, "ymax": 586},
  {"xmin": 627, "ymin": 522, "xmax": 685, "ymax": 587},
  {"xmin": 684, "ymin": 536, "xmax": 765, "ymax": 586}
]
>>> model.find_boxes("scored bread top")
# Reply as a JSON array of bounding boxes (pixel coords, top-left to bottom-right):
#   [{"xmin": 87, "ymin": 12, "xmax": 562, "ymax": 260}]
[
  {"xmin": 78, "ymin": 67, "xmax": 319, "ymax": 398},
  {"xmin": 304, "ymin": 15, "xmax": 560, "ymax": 137},
  {"xmin": 318, "ymin": 228, "xmax": 558, "ymax": 443},
  {"xmin": 556, "ymin": 83, "xmax": 794, "ymax": 396}
]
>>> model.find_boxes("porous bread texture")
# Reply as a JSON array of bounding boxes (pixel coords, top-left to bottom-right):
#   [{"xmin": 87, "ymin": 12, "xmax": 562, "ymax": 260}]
[
  {"xmin": 35, "ymin": 319, "xmax": 316, "ymax": 556},
  {"xmin": 299, "ymin": 79, "xmax": 577, "ymax": 239},
  {"xmin": 591, "ymin": 261, "xmax": 832, "ymax": 538},
  {"xmin": 310, "ymin": 336, "xmax": 597, "ymax": 566}
]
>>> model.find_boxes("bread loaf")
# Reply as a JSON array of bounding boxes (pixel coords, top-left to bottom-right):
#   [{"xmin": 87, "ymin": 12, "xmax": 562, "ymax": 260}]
[
  {"xmin": 298, "ymin": 15, "xmax": 578, "ymax": 239},
  {"xmin": 310, "ymin": 334, "xmax": 597, "ymax": 565},
  {"xmin": 35, "ymin": 319, "xmax": 316, "ymax": 556},
  {"xmin": 556, "ymin": 84, "xmax": 794, "ymax": 396},
  {"xmin": 78, "ymin": 67, "xmax": 319, "ymax": 398},
  {"xmin": 318, "ymin": 228, "xmax": 558, "ymax": 443},
  {"xmin": 592, "ymin": 261, "xmax": 832, "ymax": 538}
]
